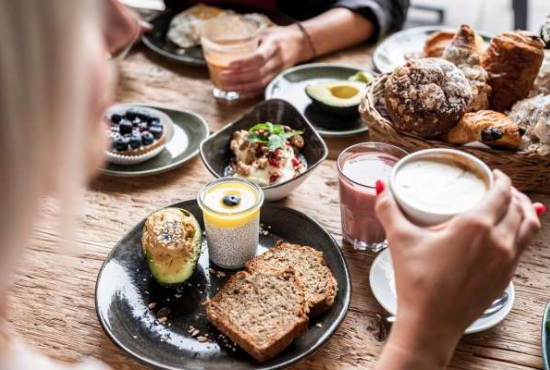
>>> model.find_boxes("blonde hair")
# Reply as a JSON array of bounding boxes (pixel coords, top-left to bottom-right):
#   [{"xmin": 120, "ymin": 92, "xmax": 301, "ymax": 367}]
[{"xmin": 0, "ymin": 1, "xmax": 101, "ymax": 298}]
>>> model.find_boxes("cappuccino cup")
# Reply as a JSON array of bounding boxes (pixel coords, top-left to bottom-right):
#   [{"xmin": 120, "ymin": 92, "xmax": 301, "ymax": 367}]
[{"xmin": 389, "ymin": 149, "xmax": 493, "ymax": 226}]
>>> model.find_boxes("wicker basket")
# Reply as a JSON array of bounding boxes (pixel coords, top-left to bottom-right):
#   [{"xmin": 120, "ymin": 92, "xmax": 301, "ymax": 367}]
[{"xmin": 359, "ymin": 75, "xmax": 550, "ymax": 191}]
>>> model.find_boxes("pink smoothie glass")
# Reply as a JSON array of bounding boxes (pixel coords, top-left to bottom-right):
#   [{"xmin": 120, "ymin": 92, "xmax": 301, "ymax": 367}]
[{"xmin": 337, "ymin": 142, "xmax": 407, "ymax": 252}]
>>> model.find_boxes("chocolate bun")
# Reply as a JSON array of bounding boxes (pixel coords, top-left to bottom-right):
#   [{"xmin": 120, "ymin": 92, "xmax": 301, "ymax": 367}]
[{"xmin": 384, "ymin": 58, "xmax": 472, "ymax": 138}]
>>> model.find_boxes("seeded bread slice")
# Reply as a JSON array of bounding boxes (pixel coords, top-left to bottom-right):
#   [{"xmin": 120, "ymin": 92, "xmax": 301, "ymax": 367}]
[
  {"xmin": 245, "ymin": 242, "xmax": 337, "ymax": 316},
  {"xmin": 205, "ymin": 269, "xmax": 309, "ymax": 362}
]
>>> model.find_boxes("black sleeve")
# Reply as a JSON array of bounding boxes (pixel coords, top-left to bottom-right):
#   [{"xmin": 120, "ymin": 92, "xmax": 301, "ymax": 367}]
[{"xmin": 332, "ymin": 0, "xmax": 410, "ymax": 42}]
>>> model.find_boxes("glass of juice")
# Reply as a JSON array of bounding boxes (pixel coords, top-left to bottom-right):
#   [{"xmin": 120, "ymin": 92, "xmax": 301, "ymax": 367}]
[
  {"xmin": 200, "ymin": 15, "xmax": 260, "ymax": 101},
  {"xmin": 337, "ymin": 142, "xmax": 408, "ymax": 252},
  {"xmin": 197, "ymin": 178, "xmax": 264, "ymax": 269}
]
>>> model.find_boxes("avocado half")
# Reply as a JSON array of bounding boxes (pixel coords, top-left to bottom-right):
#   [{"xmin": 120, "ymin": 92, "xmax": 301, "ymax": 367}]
[
  {"xmin": 142, "ymin": 207, "xmax": 202, "ymax": 287},
  {"xmin": 305, "ymin": 80, "xmax": 365, "ymax": 117}
]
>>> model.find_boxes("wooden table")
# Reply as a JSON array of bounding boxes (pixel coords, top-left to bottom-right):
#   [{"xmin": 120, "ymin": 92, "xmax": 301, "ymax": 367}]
[{"xmin": 8, "ymin": 44, "xmax": 550, "ymax": 370}]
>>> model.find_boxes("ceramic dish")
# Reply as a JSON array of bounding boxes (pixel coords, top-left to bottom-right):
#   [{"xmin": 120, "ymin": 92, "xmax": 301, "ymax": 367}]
[
  {"xmin": 101, "ymin": 104, "xmax": 209, "ymax": 177},
  {"xmin": 142, "ymin": 7, "xmax": 292, "ymax": 66},
  {"xmin": 105, "ymin": 105, "xmax": 175, "ymax": 166},
  {"xmin": 542, "ymin": 299, "xmax": 550, "ymax": 369},
  {"xmin": 265, "ymin": 63, "xmax": 375, "ymax": 138},
  {"xmin": 369, "ymin": 248, "xmax": 515, "ymax": 334},
  {"xmin": 199, "ymin": 99, "xmax": 328, "ymax": 202},
  {"xmin": 95, "ymin": 199, "xmax": 351, "ymax": 370},
  {"xmin": 373, "ymin": 26, "xmax": 493, "ymax": 74}
]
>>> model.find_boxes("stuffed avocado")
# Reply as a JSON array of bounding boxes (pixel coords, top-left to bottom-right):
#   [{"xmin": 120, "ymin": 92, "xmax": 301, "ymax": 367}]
[
  {"xmin": 142, "ymin": 207, "xmax": 201, "ymax": 286},
  {"xmin": 305, "ymin": 80, "xmax": 365, "ymax": 117}
]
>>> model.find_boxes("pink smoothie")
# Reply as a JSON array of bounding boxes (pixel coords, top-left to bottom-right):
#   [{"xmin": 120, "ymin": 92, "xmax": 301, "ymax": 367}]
[{"xmin": 339, "ymin": 152, "xmax": 400, "ymax": 245}]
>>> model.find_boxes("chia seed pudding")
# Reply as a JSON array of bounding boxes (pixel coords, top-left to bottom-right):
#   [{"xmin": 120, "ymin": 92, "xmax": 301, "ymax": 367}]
[{"xmin": 198, "ymin": 178, "xmax": 264, "ymax": 269}]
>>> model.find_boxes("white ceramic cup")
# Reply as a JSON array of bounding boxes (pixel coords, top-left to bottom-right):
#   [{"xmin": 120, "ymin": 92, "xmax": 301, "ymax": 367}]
[{"xmin": 389, "ymin": 149, "xmax": 494, "ymax": 226}]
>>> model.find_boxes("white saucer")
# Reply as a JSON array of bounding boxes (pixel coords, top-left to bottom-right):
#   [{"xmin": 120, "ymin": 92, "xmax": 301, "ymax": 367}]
[{"xmin": 369, "ymin": 248, "xmax": 515, "ymax": 334}]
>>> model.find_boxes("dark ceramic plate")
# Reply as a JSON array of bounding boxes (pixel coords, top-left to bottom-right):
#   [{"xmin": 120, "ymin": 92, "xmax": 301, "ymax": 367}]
[
  {"xmin": 199, "ymin": 99, "xmax": 328, "ymax": 201},
  {"xmin": 542, "ymin": 299, "xmax": 550, "ymax": 369},
  {"xmin": 95, "ymin": 200, "xmax": 350, "ymax": 370},
  {"xmin": 101, "ymin": 104, "xmax": 209, "ymax": 177},
  {"xmin": 373, "ymin": 26, "xmax": 493, "ymax": 74},
  {"xmin": 142, "ymin": 7, "xmax": 293, "ymax": 67},
  {"xmin": 265, "ymin": 63, "xmax": 375, "ymax": 138}
]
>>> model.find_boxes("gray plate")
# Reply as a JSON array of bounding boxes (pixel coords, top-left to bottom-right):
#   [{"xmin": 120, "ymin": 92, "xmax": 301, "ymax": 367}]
[
  {"xmin": 373, "ymin": 26, "xmax": 493, "ymax": 74},
  {"xmin": 95, "ymin": 200, "xmax": 351, "ymax": 370},
  {"xmin": 542, "ymin": 299, "xmax": 550, "ymax": 369},
  {"xmin": 101, "ymin": 104, "xmax": 209, "ymax": 177},
  {"xmin": 265, "ymin": 63, "xmax": 374, "ymax": 138}
]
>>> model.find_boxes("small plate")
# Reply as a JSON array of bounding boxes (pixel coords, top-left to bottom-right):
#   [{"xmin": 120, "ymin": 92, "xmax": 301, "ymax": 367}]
[
  {"xmin": 199, "ymin": 99, "xmax": 328, "ymax": 202},
  {"xmin": 101, "ymin": 104, "xmax": 209, "ymax": 177},
  {"xmin": 265, "ymin": 63, "xmax": 375, "ymax": 138},
  {"xmin": 541, "ymin": 299, "xmax": 550, "ymax": 369},
  {"xmin": 369, "ymin": 248, "xmax": 515, "ymax": 334},
  {"xmin": 95, "ymin": 200, "xmax": 351, "ymax": 370},
  {"xmin": 373, "ymin": 26, "xmax": 493, "ymax": 74}
]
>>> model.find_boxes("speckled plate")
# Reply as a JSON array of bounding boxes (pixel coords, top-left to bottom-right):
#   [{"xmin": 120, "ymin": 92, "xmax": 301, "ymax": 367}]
[
  {"xmin": 95, "ymin": 200, "xmax": 350, "ymax": 370},
  {"xmin": 265, "ymin": 63, "xmax": 376, "ymax": 138},
  {"xmin": 373, "ymin": 26, "xmax": 493, "ymax": 74},
  {"xmin": 542, "ymin": 299, "xmax": 550, "ymax": 369},
  {"xmin": 100, "ymin": 104, "xmax": 209, "ymax": 177}
]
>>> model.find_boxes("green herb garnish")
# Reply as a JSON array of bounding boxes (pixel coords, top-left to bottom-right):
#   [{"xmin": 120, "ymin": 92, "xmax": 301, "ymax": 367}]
[{"xmin": 246, "ymin": 122, "xmax": 303, "ymax": 152}]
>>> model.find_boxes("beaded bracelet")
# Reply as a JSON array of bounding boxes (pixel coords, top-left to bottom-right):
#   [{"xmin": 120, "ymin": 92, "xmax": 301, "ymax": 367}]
[{"xmin": 295, "ymin": 22, "xmax": 317, "ymax": 60}]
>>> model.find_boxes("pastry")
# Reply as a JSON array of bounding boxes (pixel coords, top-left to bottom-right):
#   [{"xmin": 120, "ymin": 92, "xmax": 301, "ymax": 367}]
[
  {"xmin": 443, "ymin": 25, "xmax": 491, "ymax": 111},
  {"xmin": 443, "ymin": 110, "xmax": 524, "ymax": 149},
  {"xmin": 384, "ymin": 58, "xmax": 472, "ymax": 138},
  {"xmin": 108, "ymin": 108, "xmax": 165, "ymax": 156},
  {"xmin": 541, "ymin": 15, "xmax": 550, "ymax": 49},
  {"xmin": 509, "ymin": 95, "xmax": 550, "ymax": 147},
  {"xmin": 530, "ymin": 59, "xmax": 550, "ymax": 96},
  {"xmin": 482, "ymin": 31, "xmax": 545, "ymax": 112},
  {"xmin": 424, "ymin": 30, "xmax": 456, "ymax": 58}
]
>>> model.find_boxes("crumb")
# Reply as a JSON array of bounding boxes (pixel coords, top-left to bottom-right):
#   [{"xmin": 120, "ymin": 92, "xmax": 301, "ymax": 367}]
[
  {"xmin": 218, "ymin": 271, "xmax": 226, "ymax": 277},
  {"xmin": 316, "ymin": 323, "xmax": 323, "ymax": 328},
  {"xmin": 158, "ymin": 317, "xmax": 168, "ymax": 324},
  {"xmin": 191, "ymin": 329, "xmax": 200, "ymax": 337},
  {"xmin": 197, "ymin": 336, "xmax": 208, "ymax": 343},
  {"xmin": 148, "ymin": 302, "xmax": 157, "ymax": 310},
  {"xmin": 209, "ymin": 268, "xmax": 216, "ymax": 274}
]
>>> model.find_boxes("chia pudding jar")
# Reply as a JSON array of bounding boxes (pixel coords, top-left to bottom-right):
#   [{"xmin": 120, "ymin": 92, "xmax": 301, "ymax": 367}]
[{"xmin": 198, "ymin": 178, "xmax": 264, "ymax": 269}]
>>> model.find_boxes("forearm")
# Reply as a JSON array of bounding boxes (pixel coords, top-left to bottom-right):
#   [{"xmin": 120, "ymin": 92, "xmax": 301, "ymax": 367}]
[
  {"xmin": 298, "ymin": 8, "xmax": 373, "ymax": 61},
  {"xmin": 376, "ymin": 318, "xmax": 460, "ymax": 370}
]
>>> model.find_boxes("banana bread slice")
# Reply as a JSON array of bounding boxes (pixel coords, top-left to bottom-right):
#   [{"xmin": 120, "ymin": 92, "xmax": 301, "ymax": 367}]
[
  {"xmin": 245, "ymin": 242, "xmax": 337, "ymax": 316},
  {"xmin": 205, "ymin": 269, "xmax": 309, "ymax": 362}
]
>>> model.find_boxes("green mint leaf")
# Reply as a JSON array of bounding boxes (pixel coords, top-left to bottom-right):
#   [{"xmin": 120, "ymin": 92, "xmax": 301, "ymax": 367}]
[
  {"xmin": 293, "ymin": 130, "xmax": 304, "ymax": 135},
  {"xmin": 268, "ymin": 135, "xmax": 284, "ymax": 151},
  {"xmin": 247, "ymin": 132, "xmax": 268, "ymax": 144},
  {"xmin": 272, "ymin": 124, "xmax": 284, "ymax": 134},
  {"xmin": 249, "ymin": 122, "xmax": 273, "ymax": 133}
]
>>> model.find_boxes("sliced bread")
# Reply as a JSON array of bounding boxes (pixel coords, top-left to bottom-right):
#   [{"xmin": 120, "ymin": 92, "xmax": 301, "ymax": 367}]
[
  {"xmin": 245, "ymin": 242, "xmax": 337, "ymax": 316},
  {"xmin": 204, "ymin": 269, "xmax": 309, "ymax": 362}
]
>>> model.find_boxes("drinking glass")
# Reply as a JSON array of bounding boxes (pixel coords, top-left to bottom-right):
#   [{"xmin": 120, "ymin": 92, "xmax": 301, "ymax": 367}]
[
  {"xmin": 337, "ymin": 142, "xmax": 407, "ymax": 252},
  {"xmin": 200, "ymin": 15, "xmax": 260, "ymax": 101}
]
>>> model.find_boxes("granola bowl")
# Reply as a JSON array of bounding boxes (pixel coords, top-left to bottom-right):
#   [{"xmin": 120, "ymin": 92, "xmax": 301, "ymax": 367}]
[{"xmin": 199, "ymin": 99, "xmax": 328, "ymax": 202}]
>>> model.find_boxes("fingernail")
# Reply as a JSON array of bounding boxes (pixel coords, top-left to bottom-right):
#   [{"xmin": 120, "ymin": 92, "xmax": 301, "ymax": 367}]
[
  {"xmin": 375, "ymin": 180, "xmax": 385, "ymax": 196},
  {"xmin": 535, "ymin": 203, "xmax": 546, "ymax": 217}
]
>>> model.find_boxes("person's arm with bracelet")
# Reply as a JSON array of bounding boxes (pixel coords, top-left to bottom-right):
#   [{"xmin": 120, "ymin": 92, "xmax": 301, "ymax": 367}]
[{"xmin": 221, "ymin": 0, "xmax": 409, "ymax": 98}]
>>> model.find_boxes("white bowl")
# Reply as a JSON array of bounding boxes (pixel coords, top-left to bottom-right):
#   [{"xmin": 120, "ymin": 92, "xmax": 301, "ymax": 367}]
[{"xmin": 389, "ymin": 149, "xmax": 494, "ymax": 226}]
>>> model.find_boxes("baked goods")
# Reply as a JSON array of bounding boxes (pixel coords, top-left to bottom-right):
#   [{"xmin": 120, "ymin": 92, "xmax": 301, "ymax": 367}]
[
  {"xmin": 142, "ymin": 208, "xmax": 202, "ymax": 286},
  {"xmin": 531, "ymin": 60, "xmax": 550, "ymax": 96},
  {"xmin": 229, "ymin": 123, "xmax": 306, "ymax": 186},
  {"xmin": 541, "ymin": 15, "xmax": 550, "ymax": 49},
  {"xmin": 443, "ymin": 25, "xmax": 491, "ymax": 111},
  {"xmin": 443, "ymin": 110, "xmax": 524, "ymax": 149},
  {"xmin": 509, "ymin": 95, "xmax": 550, "ymax": 155},
  {"xmin": 482, "ymin": 31, "xmax": 545, "ymax": 112},
  {"xmin": 245, "ymin": 242, "xmax": 337, "ymax": 316},
  {"xmin": 205, "ymin": 269, "xmax": 309, "ymax": 362},
  {"xmin": 384, "ymin": 58, "xmax": 472, "ymax": 138},
  {"xmin": 424, "ymin": 30, "xmax": 456, "ymax": 58},
  {"xmin": 108, "ymin": 108, "xmax": 165, "ymax": 156}
]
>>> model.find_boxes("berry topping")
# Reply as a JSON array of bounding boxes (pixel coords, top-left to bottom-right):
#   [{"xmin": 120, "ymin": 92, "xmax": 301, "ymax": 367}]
[
  {"xmin": 114, "ymin": 136, "xmax": 130, "ymax": 151},
  {"xmin": 142, "ymin": 132, "xmax": 155, "ymax": 145},
  {"xmin": 125, "ymin": 109, "xmax": 139, "ymax": 121},
  {"xmin": 291, "ymin": 157, "xmax": 300, "ymax": 167},
  {"xmin": 149, "ymin": 126, "xmax": 163, "ymax": 139},
  {"xmin": 129, "ymin": 134, "xmax": 142, "ymax": 149},
  {"xmin": 119, "ymin": 120, "xmax": 133, "ymax": 135},
  {"xmin": 111, "ymin": 113, "xmax": 122, "ymax": 124},
  {"xmin": 222, "ymin": 194, "xmax": 241, "ymax": 207},
  {"xmin": 150, "ymin": 119, "xmax": 162, "ymax": 127},
  {"xmin": 269, "ymin": 174, "xmax": 279, "ymax": 183},
  {"xmin": 268, "ymin": 159, "xmax": 280, "ymax": 168}
]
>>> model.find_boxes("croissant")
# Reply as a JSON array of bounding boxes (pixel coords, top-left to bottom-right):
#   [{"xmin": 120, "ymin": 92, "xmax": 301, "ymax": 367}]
[
  {"xmin": 482, "ymin": 31, "xmax": 545, "ymax": 112},
  {"xmin": 443, "ymin": 25, "xmax": 490, "ymax": 112},
  {"xmin": 424, "ymin": 30, "xmax": 456, "ymax": 58},
  {"xmin": 443, "ymin": 110, "xmax": 525, "ymax": 149}
]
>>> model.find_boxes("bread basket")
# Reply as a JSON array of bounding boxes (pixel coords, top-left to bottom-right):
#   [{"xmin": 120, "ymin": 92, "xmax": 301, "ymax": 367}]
[{"xmin": 359, "ymin": 74, "xmax": 550, "ymax": 191}]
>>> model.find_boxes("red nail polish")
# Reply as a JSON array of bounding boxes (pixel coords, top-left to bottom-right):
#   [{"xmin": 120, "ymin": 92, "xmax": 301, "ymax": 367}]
[
  {"xmin": 535, "ymin": 204, "xmax": 547, "ymax": 217},
  {"xmin": 375, "ymin": 180, "xmax": 385, "ymax": 196}
]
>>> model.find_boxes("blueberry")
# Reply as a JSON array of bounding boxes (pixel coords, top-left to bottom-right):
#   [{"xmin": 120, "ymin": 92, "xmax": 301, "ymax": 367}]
[
  {"xmin": 138, "ymin": 122, "xmax": 148, "ymax": 131},
  {"xmin": 125, "ymin": 109, "xmax": 139, "ymax": 121},
  {"xmin": 142, "ymin": 132, "xmax": 155, "ymax": 146},
  {"xmin": 111, "ymin": 113, "xmax": 122, "ymax": 124},
  {"xmin": 143, "ymin": 114, "xmax": 158, "ymax": 124},
  {"xmin": 150, "ymin": 119, "xmax": 162, "ymax": 127},
  {"xmin": 222, "ymin": 195, "xmax": 241, "ymax": 207},
  {"xmin": 114, "ymin": 136, "xmax": 130, "ymax": 151},
  {"xmin": 129, "ymin": 134, "xmax": 142, "ymax": 149},
  {"xmin": 149, "ymin": 126, "xmax": 163, "ymax": 139},
  {"xmin": 119, "ymin": 120, "xmax": 133, "ymax": 135}
]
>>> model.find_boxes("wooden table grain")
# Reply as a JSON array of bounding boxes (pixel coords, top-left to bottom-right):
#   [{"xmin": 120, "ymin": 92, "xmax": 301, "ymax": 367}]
[{"xmin": 8, "ymin": 43, "xmax": 550, "ymax": 370}]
